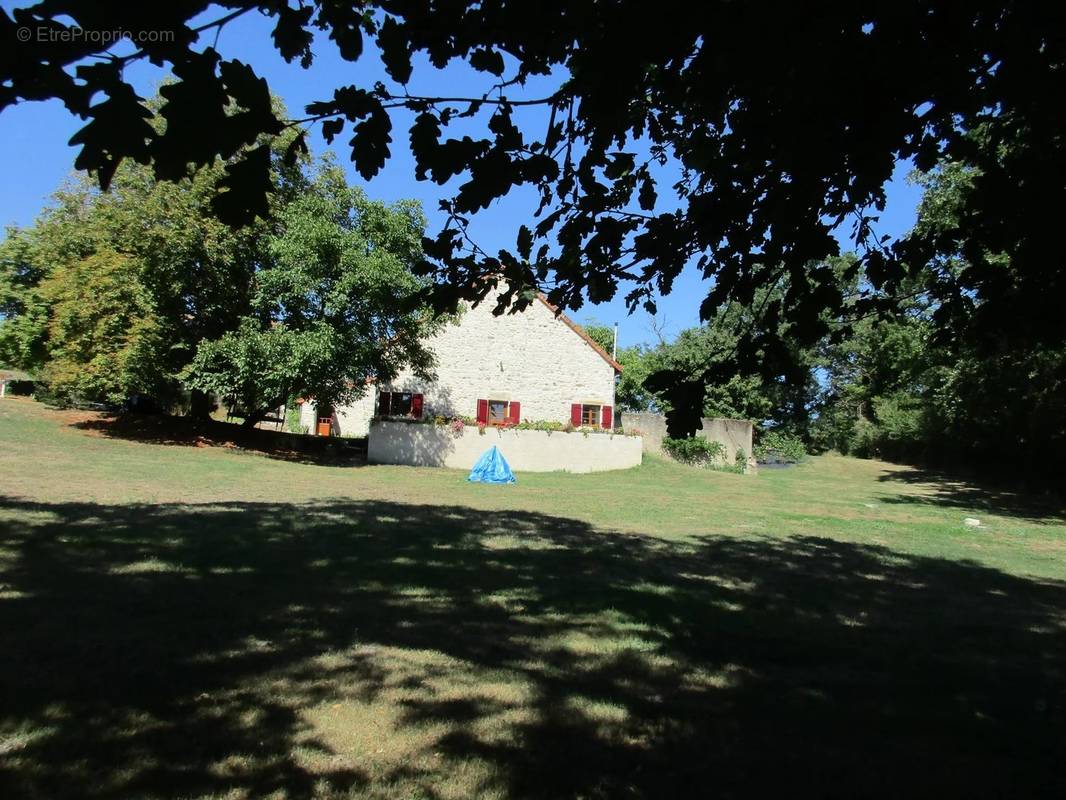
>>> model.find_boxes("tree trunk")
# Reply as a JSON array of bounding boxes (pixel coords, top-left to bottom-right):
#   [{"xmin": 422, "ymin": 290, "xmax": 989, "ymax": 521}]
[
  {"xmin": 241, "ymin": 397, "xmax": 285, "ymax": 429},
  {"xmin": 241, "ymin": 409, "xmax": 268, "ymax": 429},
  {"xmin": 188, "ymin": 389, "xmax": 213, "ymax": 420}
]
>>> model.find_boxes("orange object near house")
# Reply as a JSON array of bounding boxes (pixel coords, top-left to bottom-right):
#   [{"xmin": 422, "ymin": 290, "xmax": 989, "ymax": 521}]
[{"xmin": 317, "ymin": 418, "xmax": 332, "ymax": 437}]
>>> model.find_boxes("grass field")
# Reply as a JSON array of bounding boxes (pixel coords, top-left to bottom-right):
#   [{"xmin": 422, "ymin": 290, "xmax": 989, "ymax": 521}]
[{"xmin": 1, "ymin": 397, "xmax": 1065, "ymax": 799}]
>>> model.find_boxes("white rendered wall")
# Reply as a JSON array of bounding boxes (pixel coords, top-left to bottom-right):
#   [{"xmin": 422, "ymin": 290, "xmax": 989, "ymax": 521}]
[
  {"xmin": 299, "ymin": 400, "xmax": 316, "ymax": 432},
  {"xmin": 368, "ymin": 421, "xmax": 643, "ymax": 473},
  {"xmin": 300, "ymin": 391, "xmax": 376, "ymax": 437}
]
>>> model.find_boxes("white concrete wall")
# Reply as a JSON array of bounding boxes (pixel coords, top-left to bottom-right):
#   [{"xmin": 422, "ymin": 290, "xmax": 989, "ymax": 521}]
[
  {"xmin": 319, "ymin": 291, "xmax": 618, "ymax": 435},
  {"xmin": 620, "ymin": 412, "xmax": 756, "ymax": 473},
  {"xmin": 368, "ymin": 421, "xmax": 643, "ymax": 473},
  {"xmin": 300, "ymin": 392, "xmax": 376, "ymax": 437},
  {"xmin": 299, "ymin": 400, "xmax": 315, "ymax": 432}
]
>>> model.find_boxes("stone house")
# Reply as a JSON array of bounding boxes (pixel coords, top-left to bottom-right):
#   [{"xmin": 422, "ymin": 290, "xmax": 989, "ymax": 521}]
[{"xmin": 299, "ymin": 291, "xmax": 622, "ymax": 437}]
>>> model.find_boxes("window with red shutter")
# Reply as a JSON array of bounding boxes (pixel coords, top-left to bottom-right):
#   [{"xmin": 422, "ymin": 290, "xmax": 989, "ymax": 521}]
[
  {"xmin": 411, "ymin": 393, "xmax": 424, "ymax": 419},
  {"xmin": 391, "ymin": 392, "xmax": 413, "ymax": 416},
  {"xmin": 487, "ymin": 400, "xmax": 507, "ymax": 424},
  {"xmin": 571, "ymin": 404, "xmax": 582, "ymax": 426},
  {"xmin": 508, "ymin": 401, "xmax": 521, "ymax": 425},
  {"xmin": 601, "ymin": 405, "xmax": 613, "ymax": 429},
  {"xmin": 476, "ymin": 398, "xmax": 489, "ymax": 424},
  {"xmin": 378, "ymin": 390, "xmax": 391, "ymax": 416},
  {"xmin": 580, "ymin": 404, "xmax": 600, "ymax": 426}
]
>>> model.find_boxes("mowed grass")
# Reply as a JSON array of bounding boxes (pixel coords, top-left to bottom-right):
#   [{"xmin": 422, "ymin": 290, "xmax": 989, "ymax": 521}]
[{"xmin": 1, "ymin": 397, "xmax": 1065, "ymax": 799}]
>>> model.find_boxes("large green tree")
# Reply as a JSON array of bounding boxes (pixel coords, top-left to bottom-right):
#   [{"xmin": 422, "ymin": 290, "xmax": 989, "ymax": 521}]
[
  {"xmin": 580, "ymin": 321, "xmax": 656, "ymax": 414},
  {"xmin": 814, "ymin": 165, "xmax": 1066, "ymax": 474},
  {"xmin": 0, "ymin": 82, "xmax": 448, "ymax": 422},
  {"xmin": 184, "ymin": 161, "xmax": 442, "ymax": 426},
  {"xmin": 0, "ymin": 142, "xmax": 291, "ymax": 408},
  {"xmin": 644, "ymin": 282, "xmax": 822, "ymax": 436},
  {"xmin": 614, "ymin": 345, "xmax": 656, "ymax": 414},
  {"xmin": 581, "ymin": 306, "xmax": 819, "ymax": 425},
  {"xmin": 35, "ymin": 249, "xmax": 166, "ymax": 404},
  {"xmin": 0, "ymin": 227, "xmax": 49, "ymax": 370},
  {"xmin": 2, "ymin": 3, "xmax": 1063, "ymax": 437}
]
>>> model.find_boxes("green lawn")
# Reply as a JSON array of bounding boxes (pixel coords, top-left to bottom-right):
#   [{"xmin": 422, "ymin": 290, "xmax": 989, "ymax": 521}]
[{"xmin": 1, "ymin": 398, "xmax": 1065, "ymax": 799}]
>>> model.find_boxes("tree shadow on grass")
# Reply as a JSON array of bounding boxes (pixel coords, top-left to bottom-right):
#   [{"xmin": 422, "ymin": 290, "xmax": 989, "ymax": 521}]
[
  {"xmin": 70, "ymin": 413, "xmax": 367, "ymax": 467},
  {"xmin": 1, "ymin": 496, "xmax": 1065, "ymax": 799},
  {"xmin": 876, "ymin": 465, "xmax": 1066, "ymax": 524}
]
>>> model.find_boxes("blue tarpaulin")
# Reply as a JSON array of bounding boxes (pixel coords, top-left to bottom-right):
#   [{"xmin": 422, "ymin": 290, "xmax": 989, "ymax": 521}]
[{"xmin": 467, "ymin": 445, "xmax": 516, "ymax": 484}]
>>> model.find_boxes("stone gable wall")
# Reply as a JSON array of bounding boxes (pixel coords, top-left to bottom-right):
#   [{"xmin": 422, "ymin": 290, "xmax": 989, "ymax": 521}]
[{"xmin": 306, "ymin": 293, "xmax": 618, "ymax": 437}]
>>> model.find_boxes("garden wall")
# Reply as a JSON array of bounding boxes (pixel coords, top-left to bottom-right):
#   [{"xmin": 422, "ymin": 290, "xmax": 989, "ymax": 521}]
[
  {"xmin": 621, "ymin": 412, "xmax": 754, "ymax": 472},
  {"xmin": 368, "ymin": 421, "xmax": 643, "ymax": 473}
]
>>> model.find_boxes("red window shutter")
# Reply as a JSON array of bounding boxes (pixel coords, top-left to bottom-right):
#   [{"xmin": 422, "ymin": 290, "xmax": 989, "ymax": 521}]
[
  {"xmin": 378, "ymin": 390, "xmax": 390, "ymax": 416},
  {"xmin": 601, "ymin": 405, "xmax": 613, "ymax": 429},
  {"xmin": 411, "ymin": 393, "xmax": 424, "ymax": 419},
  {"xmin": 508, "ymin": 401, "xmax": 521, "ymax": 425},
  {"xmin": 571, "ymin": 403, "xmax": 582, "ymax": 426},
  {"xmin": 476, "ymin": 398, "xmax": 489, "ymax": 424}
]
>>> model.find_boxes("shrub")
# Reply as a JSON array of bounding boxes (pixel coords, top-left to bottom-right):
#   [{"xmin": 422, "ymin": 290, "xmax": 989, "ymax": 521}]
[
  {"xmin": 754, "ymin": 430, "xmax": 807, "ymax": 463},
  {"xmin": 849, "ymin": 417, "xmax": 879, "ymax": 458},
  {"xmin": 870, "ymin": 392, "xmax": 927, "ymax": 460},
  {"xmin": 514, "ymin": 419, "xmax": 566, "ymax": 433},
  {"xmin": 285, "ymin": 404, "xmax": 306, "ymax": 434},
  {"xmin": 663, "ymin": 436, "xmax": 726, "ymax": 467},
  {"xmin": 734, "ymin": 447, "xmax": 748, "ymax": 471},
  {"xmin": 381, "ymin": 414, "xmax": 625, "ymax": 437},
  {"xmin": 31, "ymin": 384, "xmax": 69, "ymax": 407}
]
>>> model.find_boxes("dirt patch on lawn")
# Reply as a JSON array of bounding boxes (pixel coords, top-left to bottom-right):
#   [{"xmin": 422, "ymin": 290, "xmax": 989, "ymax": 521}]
[
  {"xmin": 70, "ymin": 411, "xmax": 365, "ymax": 466},
  {"xmin": 49, "ymin": 406, "xmax": 112, "ymax": 428}
]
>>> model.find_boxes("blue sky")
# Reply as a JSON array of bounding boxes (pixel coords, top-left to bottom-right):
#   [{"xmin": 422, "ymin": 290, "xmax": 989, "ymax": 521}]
[{"xmin": 0, "ymin": 5, "xmax": 923, "ymax": 347}]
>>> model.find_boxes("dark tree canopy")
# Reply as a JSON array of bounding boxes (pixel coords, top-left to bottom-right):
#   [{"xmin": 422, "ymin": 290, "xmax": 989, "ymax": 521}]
[{"xmin": 3, "ymin": 2, "xmax": 1064, "ymax": 434}]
